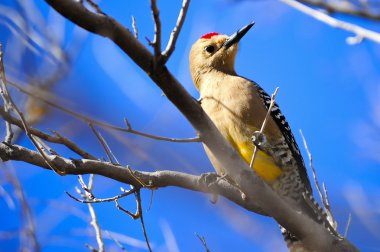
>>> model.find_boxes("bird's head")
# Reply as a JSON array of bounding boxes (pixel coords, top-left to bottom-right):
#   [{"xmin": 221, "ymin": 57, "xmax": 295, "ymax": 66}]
[{"xmin": 189, "ymin": 21, "xmax": 255, "ymax": 90}]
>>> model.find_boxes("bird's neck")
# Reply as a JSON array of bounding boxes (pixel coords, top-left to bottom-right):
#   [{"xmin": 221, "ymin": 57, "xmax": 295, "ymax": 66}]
[
  {"xmin": 195, "ymin": 68, "xmax": 236, "ymax": 93},
  {"xmin": 196, "ymin": 69, "xmax": 237, "ymax": 95}
]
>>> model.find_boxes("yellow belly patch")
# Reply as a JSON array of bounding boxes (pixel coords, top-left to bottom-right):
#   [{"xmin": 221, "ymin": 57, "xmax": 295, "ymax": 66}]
[{"xmin": 234, "ymin": 140, "xmax": 282, "ymax": 183}]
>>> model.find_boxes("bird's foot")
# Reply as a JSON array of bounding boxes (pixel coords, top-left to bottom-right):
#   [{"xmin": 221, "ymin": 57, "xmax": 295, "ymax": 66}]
[
  {"xmin": 251, "ymin": 131, "xmax": 267, "ymax": 148},
  {"xmin": 200, "ymin": 172, "xmax": 220, "ymax": 204},
  {"xmin": 200, "ymin": 172, "xmax": 220, "ymax": 186}
]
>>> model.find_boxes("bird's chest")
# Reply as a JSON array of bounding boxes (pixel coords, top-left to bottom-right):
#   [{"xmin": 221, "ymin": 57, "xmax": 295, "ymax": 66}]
[{"xmin": 201, "ymin": 84, "xmax": 255, "ymax": 130}]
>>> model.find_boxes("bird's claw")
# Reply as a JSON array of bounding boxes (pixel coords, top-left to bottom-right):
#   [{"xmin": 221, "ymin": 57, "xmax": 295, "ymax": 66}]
[
  {"xmin": 251, "ymin": 131, "xmax": 267, "ymax": 147},
  {"xmin": 200, "ymin": 172, "xmax": 220, "ymax": 186},
  {"xmin": 200, "ymin": 172, "xmax": 221, "ymax": 204}
]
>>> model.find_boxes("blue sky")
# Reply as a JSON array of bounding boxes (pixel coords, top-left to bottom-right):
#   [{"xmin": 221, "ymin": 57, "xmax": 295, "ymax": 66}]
[{"xmin": 1, "ymin": 0, "xmax": 380, "ymax": 251}]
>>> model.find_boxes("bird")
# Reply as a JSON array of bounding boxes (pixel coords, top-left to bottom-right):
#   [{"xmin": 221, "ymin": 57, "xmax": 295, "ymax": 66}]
[{"xmin": 189, "ymin": 22, "xmax": 339, "ymax": 251}]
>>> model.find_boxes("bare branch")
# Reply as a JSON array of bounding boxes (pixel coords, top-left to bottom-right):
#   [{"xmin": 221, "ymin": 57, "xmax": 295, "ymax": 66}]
[
  {"xmin": 115, "ymin": 191, "xmax": 152, "ymax": 251},
  {"xmin": 89, "ymin": 123, "xmax": 119, "ymax": 164},
  {"xmin": 195, "ymin": 233, "xmax": 211, "ymax": 252},
  {"xmin": 150, "ymin": 0, "xmax": 161, "ymax": 60},
  {"xmin": 322, "ymin": 182, "xmax": 331, "ymax": 211},
  {"xmin": 136, "ymin": 190, "xmax": 152, "ymax": 252},
  {"xmin": 0, "ymin": 184, "xmax": 15, "ymax": 209},
  {"xmin": 298, "ymin": 0, "xmax": 380, "ymax": 21},
  {"xmin": 115, "ymin": 198, "xmax": 138, "ymax": 218},
  {"xmin": 281, "ymin": 0, "xmax": 380, "ymax": 44},
  {"xmin": 299, "ymin": 130, "xmax": 325, "ymax": 205},
  {"xmin": 84, "ymin": 175, "xmax": 105, "ymax": 252},
  {"xmin": 67, "ymin": 187, "xmax": 137, "ymax": 204},
  {"xmin": 51, "ymin": 130, "xmax": 97, "ymax": 159},
  {"xmin": 0, "ymin": 142, "xmax": 265, "ymax": 214},
  {"xmin": 161, "ymin": 0, "xmax": 191, "ymax": 63},
  {"xmin": 300, "ymin": 130, "xmax": 338, "ymax": 230},
  {"xmin": 250, "ymin": 87, "xmax": 279, "ymax": 168},
  {"xmin": 0, "ymin": 140, "xmax": 358, "ymax": 251},
  {"xmin": 3, "ymin": 165, "xmax": 40, "ymax": 252},
  {"xmin": 105, "ymin": 230, "xmax": 128, "ymax": 251},
  {"xmin": 85, "ymin": 243, "xmax": 98, "ymax": 252}
]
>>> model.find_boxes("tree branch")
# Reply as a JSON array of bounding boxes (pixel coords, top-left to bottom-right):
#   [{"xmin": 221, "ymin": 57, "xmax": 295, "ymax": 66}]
[
  {"xmin": 0, "ymin": 141, "xmax": 358, "ymax": 251},
  {"xmin": 0, "ymin": 142, "xmax": 266, "ymax": 214},
  {"xmin": 161, "ymin": 0, "xmax": 190, "ymax": 63},
  {"xmin": 282, "ymin": 0, "xmax": 380, "ymax": 44},
  {"xmin": 150, "ymin": 0, "xmax": 161, "ymax": 61},
  {"xmin": 298, "ymin": 0, "xmax": 380, "ymax": 21}
]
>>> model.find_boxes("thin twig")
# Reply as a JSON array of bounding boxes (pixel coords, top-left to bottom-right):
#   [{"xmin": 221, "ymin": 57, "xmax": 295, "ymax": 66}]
[
  {"xmin": 195, "ymin": 233, "xmax": 211, "ymax": 252},
  {"xmin": 89, "ymin": 123, "xmax": 119, "ymax": 164},
  {"xmin": 281, "ymin": 0, "xmax": 380, "ymax": 44},
  {"xmin": 249, "ymin": 87, "xmax": 279, "ymax": 168},
  {"xmin": 50, "ymin": 130, "xmax": 97, "ymax": 159},
  {"xmin": 148, "ymin": 189, "xmax": 154, "ymax": 211},
  {"xmin": 83, "ymin": 174, "xmax": 105, "ymax": 252},
  {"xmin": 298, "ymin": 0, "xmax": 380, "ymax": 21},
  {"xmin": 78, "ymin": 175, "xmax": 95, "ymax": 199},
  {"xmin": 115, "ymin": 191, "xmax": 152, "ymax": 251},
  {"xmin": 131, "ymin": 16, "xmax": 138, "ymax": 39},
  {"xmin": 66, "ymin": 187, "xmax": 137, "ymax": 204},
  {"xmin": 105, "ymin": 230, "xmax": 128, "ymax": 251},
  {"xmin": 0, "ymin": 184, "xmax": 15, "ymax": 209},
  {"xmin": 299, "ymin": 130, "xmax": 337, "ymax": 230},
  {"xmin": 322, "ymin": 182, "xmax": 331, "ymax": 211},
  {"xmin": 115, "ymin": 198, "xmax": 138, "ymax": 219},
  {"xmin": 34, "ymin": 136, "xmax": 58, "ymax": 155},
  {"xmin": 150, "ymin": 0, "xmax": 162, "ymax": 60},
  {"xmin": 85, "ymin": 243, "xmax": 98, "ymax": 252},
  {"xmin": 161, "ymin": 0, "xmax": 190, "ymax": 63},
  {"xmin": 3, "ymin": 165, "xmax": 40, "ymax": 252},
  {"xmin": 344, "ymin": 213, "xmax": 352, "ymax": 238},
  {"xmin": 299, "ymin": 130, "xmax": 325, "ymax": 205},
  {"xmin": 7, "ymin": 81, "xmax": 201, "ymax": 143},
  {"xmin": 136, "ymin": 190, "xmax": 152, "ymax": 252}
]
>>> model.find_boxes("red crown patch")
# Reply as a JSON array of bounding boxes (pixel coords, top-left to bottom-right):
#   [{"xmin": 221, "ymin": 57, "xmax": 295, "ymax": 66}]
[{"xmin": 200, "ymin": 32, "xmax": 220, "ymax": 39}]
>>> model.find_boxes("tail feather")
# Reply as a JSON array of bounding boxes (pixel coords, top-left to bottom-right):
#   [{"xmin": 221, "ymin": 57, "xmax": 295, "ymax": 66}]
[
  {"xmin": 281, "ymin": 226, "xmax": 309, "ymax": 252},
  {"xmin": 280, "ymin": 191, "xmax": 343, "ymax": 252}
]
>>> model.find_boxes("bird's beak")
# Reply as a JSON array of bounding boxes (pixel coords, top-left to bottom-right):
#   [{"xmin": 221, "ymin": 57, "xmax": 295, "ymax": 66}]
[{"xmin": 223, "ymin": 21, "xmax": 255, "ymax": 49}]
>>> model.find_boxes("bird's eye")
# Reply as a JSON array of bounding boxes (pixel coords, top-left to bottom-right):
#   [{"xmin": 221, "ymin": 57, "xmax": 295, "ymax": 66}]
[{"xmin": 205, "ymin": 45, "xmax": 215, "ymax": 54}]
